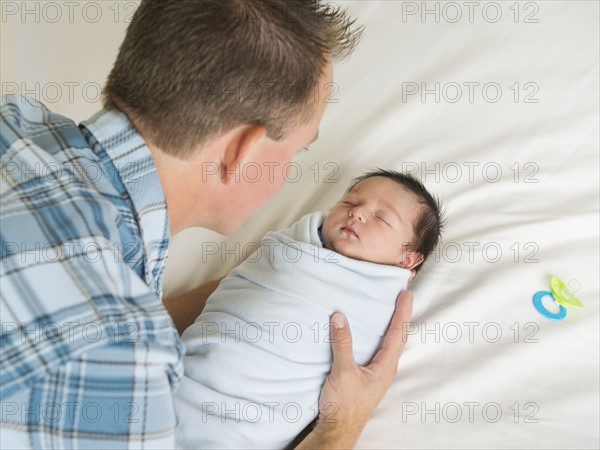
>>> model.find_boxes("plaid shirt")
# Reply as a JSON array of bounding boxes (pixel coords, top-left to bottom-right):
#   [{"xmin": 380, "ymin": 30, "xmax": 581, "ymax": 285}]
[{"xmin": 1, "ymin": 95, "xmax": 184, "ymax": 449}]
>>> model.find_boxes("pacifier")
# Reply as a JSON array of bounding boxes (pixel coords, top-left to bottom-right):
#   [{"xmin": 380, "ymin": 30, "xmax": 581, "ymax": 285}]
[{"xmin": 532, "ymin": 276, "xmax": 583, "ymax": 321}]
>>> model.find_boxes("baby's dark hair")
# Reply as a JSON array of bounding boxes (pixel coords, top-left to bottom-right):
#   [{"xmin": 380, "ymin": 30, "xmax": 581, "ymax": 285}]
[{"xmin": 347, "ymin": 169, "xmax": 444, "ymax": 272}]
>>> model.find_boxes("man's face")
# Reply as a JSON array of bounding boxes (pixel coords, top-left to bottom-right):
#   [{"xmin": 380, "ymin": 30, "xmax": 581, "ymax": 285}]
[
  {"xmin": 322, "ymin": 177, "xmax": 423, "ymax": 268},
  {"xmin": 220, "ymin": 60, "xmax": 333, "ymax": 234}
]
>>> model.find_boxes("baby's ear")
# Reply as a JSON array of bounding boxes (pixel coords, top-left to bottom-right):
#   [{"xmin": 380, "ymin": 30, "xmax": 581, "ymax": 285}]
[{"xmin": 399, "ymin": 251, "xmax": 424, "ymax": 270}]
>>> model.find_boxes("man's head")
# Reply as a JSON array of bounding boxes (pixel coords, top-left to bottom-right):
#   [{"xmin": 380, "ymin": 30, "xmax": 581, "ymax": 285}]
[
  {"xmin": 103, "ymin": 0, "xmax": 363, "ymax": 236},
  {"xmin": 104, "ymin": 0, "xmax": 362, "ymax": 158},
  {"xmin": 322, "ymin": 170, "xmax": 444, "ymax": 272}
]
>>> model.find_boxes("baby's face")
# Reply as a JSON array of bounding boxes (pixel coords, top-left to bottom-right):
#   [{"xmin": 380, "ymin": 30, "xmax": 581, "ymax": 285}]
[{"xmin": 322, "ymin": 176, "xmax": 424, "ymax": 268}]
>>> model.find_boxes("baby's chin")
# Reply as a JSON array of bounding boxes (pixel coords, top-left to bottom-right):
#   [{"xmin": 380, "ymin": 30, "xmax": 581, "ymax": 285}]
[
  {"xmin": 323, "ymin": 238, "xmax": 353, "ymax": 258},
  {"xmin": 321, "ymin": 227, "xmax": 359, "ymax": 259}
]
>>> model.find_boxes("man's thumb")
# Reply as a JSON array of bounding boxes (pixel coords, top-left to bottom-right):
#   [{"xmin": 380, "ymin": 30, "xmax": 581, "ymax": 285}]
[{"xmin": 330, "ymin": 313, "xmax": 356, "ymax": 370}]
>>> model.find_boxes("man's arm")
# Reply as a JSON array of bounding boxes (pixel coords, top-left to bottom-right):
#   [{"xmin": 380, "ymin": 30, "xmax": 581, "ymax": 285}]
[
  {"xmin": 163, "ymin": 279, "xmax": 222, "ymax": 334},
  {"xmin": 296, "ymin": 290, "xmax": 414, "ymax": 449}
]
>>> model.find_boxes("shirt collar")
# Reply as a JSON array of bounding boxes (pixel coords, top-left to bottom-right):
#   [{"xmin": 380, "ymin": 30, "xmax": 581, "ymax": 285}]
[{"xmin": 80, "ymin": 108, "xmax": 170, "ymax": 296}]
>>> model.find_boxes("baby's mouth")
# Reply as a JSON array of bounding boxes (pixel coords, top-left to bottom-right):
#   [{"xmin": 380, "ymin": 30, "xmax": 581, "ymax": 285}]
[{"xmin": 341, "ymin": 225, "xmax": 358, "ymax": 238}]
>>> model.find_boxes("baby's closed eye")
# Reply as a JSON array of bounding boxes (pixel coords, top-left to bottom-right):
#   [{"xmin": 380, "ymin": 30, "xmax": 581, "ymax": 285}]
[{"xmin": 375, "ymin": 215, "xmax": 391, "ymax": 226}]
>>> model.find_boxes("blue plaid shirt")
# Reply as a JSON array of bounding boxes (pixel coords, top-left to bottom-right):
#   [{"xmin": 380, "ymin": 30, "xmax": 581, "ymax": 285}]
[{"xmin": 1, "ymin": 95, "xmax": 184, "ymax": 449}]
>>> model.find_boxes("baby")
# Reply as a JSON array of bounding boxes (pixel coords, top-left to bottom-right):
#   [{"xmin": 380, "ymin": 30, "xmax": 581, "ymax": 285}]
[{"xmin": 175, "ymin": 169, "xmax": 443, "ymax": 449}]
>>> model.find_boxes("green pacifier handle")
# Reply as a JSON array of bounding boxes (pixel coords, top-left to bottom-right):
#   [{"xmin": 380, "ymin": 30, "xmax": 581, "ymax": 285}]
[{"xmin": 550, "ymin": 276, "xmax": 584, "ymax": 308}]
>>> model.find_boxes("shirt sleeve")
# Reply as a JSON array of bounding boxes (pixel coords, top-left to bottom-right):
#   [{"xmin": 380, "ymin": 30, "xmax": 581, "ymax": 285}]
[{"xmin": 1, "ymin": 248, "xmax": 183, "ymax": 449}]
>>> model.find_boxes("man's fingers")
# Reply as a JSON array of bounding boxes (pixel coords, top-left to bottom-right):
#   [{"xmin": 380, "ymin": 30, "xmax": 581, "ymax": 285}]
[
  {"xmin": 371, "ymin": 290, "xmax": 413, "ymax": 368},
  {"xmin": 329, "ymin": 312, "xmax": 356, "ymax": 372}
]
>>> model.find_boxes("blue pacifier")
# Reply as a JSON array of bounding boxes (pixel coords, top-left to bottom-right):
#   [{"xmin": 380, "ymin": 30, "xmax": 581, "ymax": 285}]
[{"xmin": 532, "ymin": 291, "xmax": 567, "ymax": 321}]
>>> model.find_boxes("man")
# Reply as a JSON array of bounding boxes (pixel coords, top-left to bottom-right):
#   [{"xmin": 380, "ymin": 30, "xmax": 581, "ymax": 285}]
[{"xmin": 0, "ymin": 1, "xmax": 413, "ymax": 448}]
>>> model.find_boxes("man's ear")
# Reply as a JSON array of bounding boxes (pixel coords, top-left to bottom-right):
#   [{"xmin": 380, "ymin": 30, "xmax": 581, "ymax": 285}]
[
  {"xmin": 221, "ymin": 124, "xmax": 267, "ymax": 184},
  {"xmin": 399, "ymin": 251, "xmax": 424, "ymax": 270}
]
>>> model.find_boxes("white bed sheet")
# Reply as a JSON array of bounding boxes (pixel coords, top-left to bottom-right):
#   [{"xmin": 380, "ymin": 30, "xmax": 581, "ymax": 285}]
[{"xmin": 3, "ymin": 1, "xmax": 598, "ymax": 448}]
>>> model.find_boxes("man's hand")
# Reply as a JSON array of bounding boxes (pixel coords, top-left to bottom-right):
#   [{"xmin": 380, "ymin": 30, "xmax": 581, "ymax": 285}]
[{"xmin": 296, "ymin": 290, "xmax": 414, "ymax": 449}]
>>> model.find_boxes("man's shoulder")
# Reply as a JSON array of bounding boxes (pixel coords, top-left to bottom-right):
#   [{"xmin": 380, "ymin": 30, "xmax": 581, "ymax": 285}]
[
  {"xmin": 1, "ymin": 94, "xmax": 54, "ymax": 124},
  {"xmin": 1, "ymin": 95, "xmax": 90, "ymax": 158},
  {"xmin": 1, "ymin": 95, "xmax": 122, "ymax": 238}
]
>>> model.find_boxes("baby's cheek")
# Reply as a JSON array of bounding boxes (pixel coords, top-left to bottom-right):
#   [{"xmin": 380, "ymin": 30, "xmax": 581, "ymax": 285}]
[
  {"xmin": 321, "ymin": 219, "xmax": 335, "ymax": 243},
  {"xmin": 375, "ymin": 240, "xmax": 400, "ymax": 265}
]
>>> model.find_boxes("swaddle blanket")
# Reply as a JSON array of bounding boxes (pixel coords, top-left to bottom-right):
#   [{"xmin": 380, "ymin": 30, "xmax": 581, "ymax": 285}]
[{"xmin": 175, "ymin": 212, "xmax": 411, "ymax": 449}]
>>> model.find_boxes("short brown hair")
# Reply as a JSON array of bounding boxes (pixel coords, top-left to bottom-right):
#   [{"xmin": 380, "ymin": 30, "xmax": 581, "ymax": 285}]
[
  {"xmin": 103, "ymin": 0, "xmax": 363, "ymax": 158},
  {"xmin": 348, "ymin": 169, "xmax": 445, "ymax": 273}
]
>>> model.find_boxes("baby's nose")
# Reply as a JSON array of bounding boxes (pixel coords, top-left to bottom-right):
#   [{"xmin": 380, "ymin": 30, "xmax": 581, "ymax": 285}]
[{"xmin": 350, "ymin": 206, "xmax": 366, "ymax": 222}]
